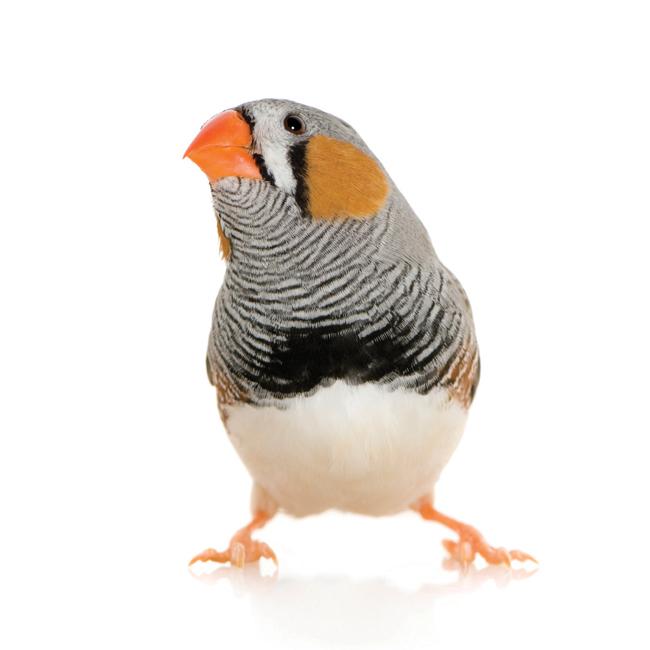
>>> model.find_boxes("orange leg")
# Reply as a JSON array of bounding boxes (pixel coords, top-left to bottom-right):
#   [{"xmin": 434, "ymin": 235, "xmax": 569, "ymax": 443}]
[
  {"xmin": 189, "ymin": 511, "xmax": 277, "ymax": 568},
  {"xmin": 414, "ymin": 499, "xmax": 537, "ymax": 567}
]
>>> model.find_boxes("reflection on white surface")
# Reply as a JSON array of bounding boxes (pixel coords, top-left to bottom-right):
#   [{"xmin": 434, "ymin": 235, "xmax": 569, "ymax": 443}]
[{"xmin": 190, "ymin": 561, "xmax": 537, "ymax": 649}]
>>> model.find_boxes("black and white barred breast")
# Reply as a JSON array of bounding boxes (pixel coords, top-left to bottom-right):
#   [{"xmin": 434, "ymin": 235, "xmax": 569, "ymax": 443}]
[{"xmin": 206, "ymin": 178, "xmax": 480, "ymax": 412}]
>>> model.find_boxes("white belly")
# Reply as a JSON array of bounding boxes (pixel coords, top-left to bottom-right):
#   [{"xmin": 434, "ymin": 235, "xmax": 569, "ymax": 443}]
[{"xmin": 224, "ymin": 381, "xmax": 468, "ymax": 517}]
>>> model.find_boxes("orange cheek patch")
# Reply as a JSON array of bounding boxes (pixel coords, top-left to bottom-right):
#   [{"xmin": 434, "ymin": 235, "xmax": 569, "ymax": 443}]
[{"xmin": 305, "ymin": 135, "xmax": 389, "ymax": 219}]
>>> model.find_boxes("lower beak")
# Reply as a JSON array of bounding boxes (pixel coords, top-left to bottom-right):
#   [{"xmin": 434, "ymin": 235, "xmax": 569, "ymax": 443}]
[{"xmin": 183, "ymin": 110, "xmax": 262, "ymax": 182}]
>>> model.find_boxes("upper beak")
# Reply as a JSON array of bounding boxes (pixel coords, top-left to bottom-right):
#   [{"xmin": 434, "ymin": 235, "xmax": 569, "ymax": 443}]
[{"xmin": 183, "ymin": 110, "xmax": 262, "ymax": 182}]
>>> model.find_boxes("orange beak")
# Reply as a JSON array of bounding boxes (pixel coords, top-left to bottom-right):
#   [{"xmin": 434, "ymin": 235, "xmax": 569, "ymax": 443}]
[{"xmin": 183, "ymin": 110, "xmax": 262, "ymax": 182}]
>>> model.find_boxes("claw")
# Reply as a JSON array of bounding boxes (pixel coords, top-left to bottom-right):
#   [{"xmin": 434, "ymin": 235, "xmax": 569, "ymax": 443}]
[{"xmin": 259, "ymin": 542, "xmax": 277, "ymax": 564}]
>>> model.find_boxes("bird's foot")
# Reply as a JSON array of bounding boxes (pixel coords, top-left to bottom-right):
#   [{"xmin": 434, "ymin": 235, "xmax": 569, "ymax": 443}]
[
  {"xmin": 189, "ymin": 512, "xmax": 277, "ymax": 568},
  {"xmin": 414, "ymin": 500, "xmax": 537, "ymax": 567},
  {"xmin": 189, "ymin": 537, "xmax": 276, "ymax": 568},
  {"xmin": 441, "ymin": 523, "xmax": 536, "ymax": 567}
]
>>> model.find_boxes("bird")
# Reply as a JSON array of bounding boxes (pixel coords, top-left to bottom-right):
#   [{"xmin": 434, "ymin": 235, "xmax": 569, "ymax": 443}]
[{"xmin": 183, "ymin": 99, "xmax": 534, "ymax": 569}]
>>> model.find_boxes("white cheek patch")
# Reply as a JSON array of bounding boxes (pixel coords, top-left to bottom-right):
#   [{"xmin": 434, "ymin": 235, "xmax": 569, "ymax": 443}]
[{"xmin": 260, "ymin": 140, "xmax": 297, "ymax": 194}]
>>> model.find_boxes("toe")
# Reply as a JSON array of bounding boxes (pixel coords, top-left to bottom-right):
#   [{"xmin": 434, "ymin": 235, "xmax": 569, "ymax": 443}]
[
  {"xmin": 458, "ymin": 541, "xmax": 476, "ymax": 566},
  {"xmin": 510, "ymin": 549, "xmax": 538, "ymax": 564},
  {"xmin": 259, "ymin": 542, "xmax": 278, "ymax": 565},
  {"xmin": 442, "ymin": 538, "xmax": 476, "ymax": 566},
  {"xmin": 496, "ymin": 547, "xmax": 512, "ymax": 566},
  {"xmin": 230, "ymin": 541, "xmax": 246, "ymax": 568},
  {"xmin": 189, "ymin": 547, "xmax": 227, "ymax": 566}
]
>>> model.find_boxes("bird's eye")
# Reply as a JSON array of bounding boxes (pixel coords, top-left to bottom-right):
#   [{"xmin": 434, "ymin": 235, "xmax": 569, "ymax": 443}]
[{"xmin": 283, "ymin": 115, "xmax": 306, "ymax": 135}]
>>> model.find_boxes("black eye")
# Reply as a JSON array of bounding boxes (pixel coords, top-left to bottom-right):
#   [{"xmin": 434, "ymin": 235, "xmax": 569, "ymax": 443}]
[{"xmin": 283, "ymin": 115, "xmax": 305, "ymax": 135}]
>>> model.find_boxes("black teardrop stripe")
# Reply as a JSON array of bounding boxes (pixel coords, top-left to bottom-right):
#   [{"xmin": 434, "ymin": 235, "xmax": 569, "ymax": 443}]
[
  {"xmin": 289, "ymin": 141, "xmax": 309, "ymax": 216},
  {"xmin": 235, "ymin": 107, "xmax": 275, "ymax": 185},
  {"xmin": 237, "ymin": 105, "xmax": 255, "ymax": 129},
  {"xmin": 252, "ymin": 153, "xmax": 275, "ymax": 184}
]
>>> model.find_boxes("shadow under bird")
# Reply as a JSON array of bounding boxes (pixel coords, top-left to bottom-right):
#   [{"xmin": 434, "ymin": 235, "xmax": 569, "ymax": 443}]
[{"xmin": 184, "ymin": 99, "xmax": 535, "ymax": 568}]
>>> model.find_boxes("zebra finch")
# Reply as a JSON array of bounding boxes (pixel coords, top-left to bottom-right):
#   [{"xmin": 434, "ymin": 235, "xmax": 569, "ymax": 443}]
[{"xmin": 184, "ymin": 99, "xmax": 535, "ymax": 569}]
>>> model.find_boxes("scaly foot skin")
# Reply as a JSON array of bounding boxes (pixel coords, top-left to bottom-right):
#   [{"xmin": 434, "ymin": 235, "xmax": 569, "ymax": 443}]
[
  {"xmin": 414, "ymin": 499, "xmax": 537, "ymax": 568},
  {"xmin": 440, "ymin": 522, "xmax": 536, "ymax": 567},
  {"xmin": 189, "ymin": 538, "xmax": 276, "ymax": 568},
  {"xmin": 189, "ymin": 511, "xmax": 277, "ymax": 568}
]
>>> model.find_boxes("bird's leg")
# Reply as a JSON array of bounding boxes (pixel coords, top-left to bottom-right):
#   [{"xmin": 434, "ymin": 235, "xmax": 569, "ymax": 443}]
[
  {"xmin": 413, "ymin": 498, "xmax": 536, "ymax": 567},
  {"xmin": 189, "ymin": 511, "xmax": 277, "ymax": 568}
]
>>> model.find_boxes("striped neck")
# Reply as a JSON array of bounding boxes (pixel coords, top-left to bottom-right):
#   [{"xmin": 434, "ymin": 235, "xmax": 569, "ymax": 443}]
[{"xmin": 211, "ymin": 177, "xmax": 393, "ymax": 275}]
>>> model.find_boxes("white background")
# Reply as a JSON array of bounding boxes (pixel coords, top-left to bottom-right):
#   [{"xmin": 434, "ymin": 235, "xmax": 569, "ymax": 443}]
[{"xmin": 1, "ymin": 1, "xmax": 649, "ymax": 648}]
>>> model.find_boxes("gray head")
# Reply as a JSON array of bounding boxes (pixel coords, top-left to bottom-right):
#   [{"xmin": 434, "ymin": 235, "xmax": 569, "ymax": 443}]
[
  {"xmin": 185, "ymin": 98, "xmax": 432, "ymax": 266},
  {"xmin": 185, "ymin": 98, "xmax": 391, "ymax": 221}
]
